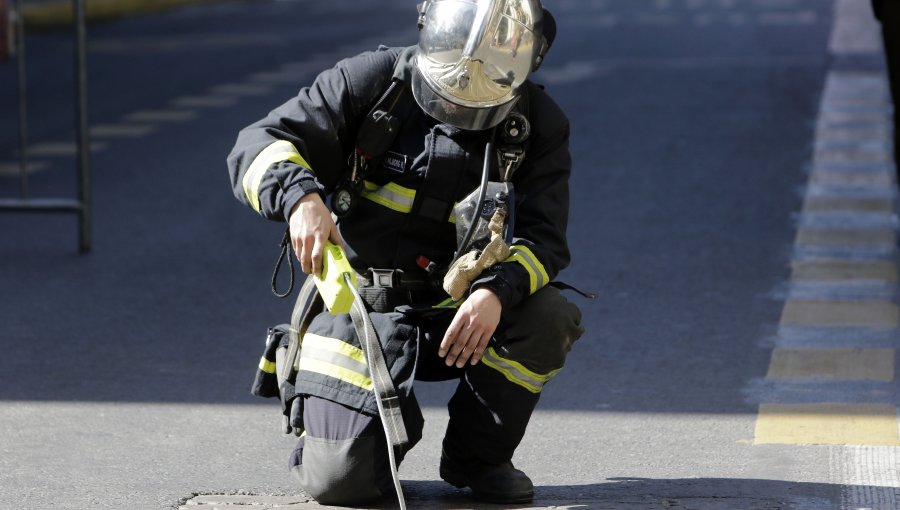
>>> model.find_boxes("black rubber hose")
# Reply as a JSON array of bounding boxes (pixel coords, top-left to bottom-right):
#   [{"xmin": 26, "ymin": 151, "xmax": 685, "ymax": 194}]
[{"xmin": 454, "ymin": 137, "xmax": 493, "ymax": 260}]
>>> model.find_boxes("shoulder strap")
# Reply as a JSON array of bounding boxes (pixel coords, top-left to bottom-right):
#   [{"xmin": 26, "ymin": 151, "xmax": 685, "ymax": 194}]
[
  {"xmin": 496, "ymin": 84, "xmax": 532, "ymax": 182},
  {"xmin": 354, "ymin": 47, "xmax": 418, "ymax": 163}
]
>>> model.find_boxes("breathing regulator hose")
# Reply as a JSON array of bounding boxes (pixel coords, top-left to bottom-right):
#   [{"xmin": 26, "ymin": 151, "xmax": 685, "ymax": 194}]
[{"xmin": 453, "ymin": 133, "xmax": 495, "ymax": 263}]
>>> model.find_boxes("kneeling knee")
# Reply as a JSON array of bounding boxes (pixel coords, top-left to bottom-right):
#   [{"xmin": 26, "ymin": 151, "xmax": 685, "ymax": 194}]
[
  {"xmin": 501, "ymin": 287, "xmax": 585, "ymax": 370},
  {"xmin": 291, "ymin": 435, "xmax": 390, "ymax": 505}
]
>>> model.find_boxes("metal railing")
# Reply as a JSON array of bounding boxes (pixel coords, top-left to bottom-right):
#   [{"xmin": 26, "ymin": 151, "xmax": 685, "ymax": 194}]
[{"xmin": 0, "ymin": 0, "xmax": 92, "ymax": 253}]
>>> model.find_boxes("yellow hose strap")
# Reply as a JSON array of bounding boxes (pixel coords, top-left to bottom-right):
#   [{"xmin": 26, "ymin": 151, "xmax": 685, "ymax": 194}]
[
  {"xmin": 242, "ymin": 140, "xmax": 312, "ymax": 213},
  {"xmin": 480, "ymin": 347, "xmax": 560, "ymax": 393},
  {"xmin": 503, "ymin": 245, "xmax": 550, "ymax": 295}
]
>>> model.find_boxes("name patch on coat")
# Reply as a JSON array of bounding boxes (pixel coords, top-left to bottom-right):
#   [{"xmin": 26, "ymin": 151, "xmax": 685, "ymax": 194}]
[{"xmin": 381, "ymin": 151, "xmax": 408, "ymax": 175}]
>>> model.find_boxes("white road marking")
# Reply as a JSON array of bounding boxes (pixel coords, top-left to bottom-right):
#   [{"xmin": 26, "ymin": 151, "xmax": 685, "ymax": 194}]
[{"xmin": 125, "ymin": 110, "xmax": 196, "ymax": 123}]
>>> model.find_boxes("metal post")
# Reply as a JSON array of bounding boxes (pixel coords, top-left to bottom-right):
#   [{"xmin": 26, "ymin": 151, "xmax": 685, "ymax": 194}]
[
  {"xmin": 0, "ymin": 0, "xmax": 92, "ymax": 253},
  {"xmin": 74, "ymin": 0, "xmax": 91, "ymax": 253},
  {"xmin": 13, "ymin": 0, "xmax": 28, "ymax": 199}
]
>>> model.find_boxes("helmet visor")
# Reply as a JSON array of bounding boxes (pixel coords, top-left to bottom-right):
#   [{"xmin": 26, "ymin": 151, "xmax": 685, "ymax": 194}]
[
  {"xmin": 417, "ymin": 0, "xmax": 541, "ymax": 106},
  {"xmin": 411, "ymin": 64, "xmax": 519, "ymax": 131}
]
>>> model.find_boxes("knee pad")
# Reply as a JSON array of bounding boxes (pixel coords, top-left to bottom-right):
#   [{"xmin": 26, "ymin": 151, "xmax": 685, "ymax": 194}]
[
  {"xmin": 498, "ymin": 286, "xmax": 585, "ymax": 374},
  {"xmin": 291, "ymin": 434, "xmax": 391, "ymax": 505}
]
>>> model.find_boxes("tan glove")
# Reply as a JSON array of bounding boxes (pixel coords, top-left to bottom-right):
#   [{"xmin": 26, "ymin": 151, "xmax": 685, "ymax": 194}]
[{"xmin": 443, "ymin": 209, "xmax": 511, "ymax": 301}]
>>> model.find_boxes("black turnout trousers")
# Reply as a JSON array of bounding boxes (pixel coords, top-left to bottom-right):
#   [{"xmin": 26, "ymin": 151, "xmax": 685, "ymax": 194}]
[{"xmin": 288, "ymin": 285, "xmax": 584, "ymax": 506}]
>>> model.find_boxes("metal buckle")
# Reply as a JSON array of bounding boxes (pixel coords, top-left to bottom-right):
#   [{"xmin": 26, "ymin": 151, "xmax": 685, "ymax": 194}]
[{"xmin": 370, "ymin": 268, "xmax": 401, "ymax": 288}]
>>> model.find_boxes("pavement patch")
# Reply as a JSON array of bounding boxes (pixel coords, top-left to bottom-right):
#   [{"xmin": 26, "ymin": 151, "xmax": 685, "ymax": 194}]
[{"xmin": 755, "ymin": 403, "xmax": 900, "ymax": 445}]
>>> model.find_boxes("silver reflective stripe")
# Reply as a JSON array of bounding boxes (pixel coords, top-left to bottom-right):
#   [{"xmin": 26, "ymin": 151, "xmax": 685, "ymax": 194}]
[
  {"xmin": 301, "ymin": 344, "xmax": 370, "ymax": 378},
  {"xmin": 504, "ymin": 245, "xmax": 549, "ymax": 294}
]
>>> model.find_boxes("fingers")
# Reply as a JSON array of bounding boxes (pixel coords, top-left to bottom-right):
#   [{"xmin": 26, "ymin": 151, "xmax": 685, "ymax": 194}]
[
  {"xmin": 288, "ymin": 193, "xmax": 337, "ymax": 276},
  {"xmin": 328, "ymin": 224, "xmax": 345, "ymax": 248},
  {"xmin": 438, "ymin": 316, "xmax": 462, "ymax": 360},
  {"xmin": 310, "ymin": 236, "xmax": 325, "ymax": 277},
  {"xmin": 455, "ymin": 330, "xmax": 491, "ymax": 368},
  {"xmin": 469, "ymin": 336, "xmax": 489, "ymax": 365},
  {"xmin": 292, "ymin": 233, "xmax": 326, "ymax": 277},
  {"xmin": 443, "ymin": 324, "xmax": 477, "ymax": 368},
  {"xmin": 440, "ymin": 314, "xmax": 494, "ymax": 368}
]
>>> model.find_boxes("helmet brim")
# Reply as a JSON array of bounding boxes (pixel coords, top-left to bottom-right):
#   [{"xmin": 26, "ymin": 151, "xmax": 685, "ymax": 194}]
[{"xmin": 411, "ymin": 65, "xmax": 520, "ymax": 131}]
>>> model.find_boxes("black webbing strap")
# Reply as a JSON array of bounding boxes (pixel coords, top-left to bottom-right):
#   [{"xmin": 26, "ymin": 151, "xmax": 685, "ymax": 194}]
[
  {"xmin": 271, "ymin": 228, "xmax": 296, "ymax": 298},
  {"xmin": 282, "ymin": 276, "xmax": 321, "ymax": 397},
  {"xmin": 346, "ymin": 273, "xmax": 408, "ymax": 510},
  {"xmin": 394, "ymin": 125, "xmax": 469, "ymax": 266}
]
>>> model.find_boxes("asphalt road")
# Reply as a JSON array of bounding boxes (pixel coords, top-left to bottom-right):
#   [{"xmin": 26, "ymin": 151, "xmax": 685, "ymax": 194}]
[{"xmin": 0, "ymin": 0, "xmax": 896, "ymax": 509}]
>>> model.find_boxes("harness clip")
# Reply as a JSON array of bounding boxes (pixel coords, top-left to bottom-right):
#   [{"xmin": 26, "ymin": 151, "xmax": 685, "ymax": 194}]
[{"xmin": 371, "ymin": 268, "xmax": 402, "ymax": 288}]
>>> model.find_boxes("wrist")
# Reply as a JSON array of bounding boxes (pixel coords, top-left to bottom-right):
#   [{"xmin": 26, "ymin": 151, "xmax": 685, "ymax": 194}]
[{"xmin": 471, "ymin": 287, "xmax": 501, "ymax": 308}]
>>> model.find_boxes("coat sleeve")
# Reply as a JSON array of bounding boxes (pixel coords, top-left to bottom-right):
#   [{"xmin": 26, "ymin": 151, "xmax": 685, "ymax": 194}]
[
  {"xmin": 471, "ymin": 84, "xmax": 573, "ymax": 312},
  {"xmin": 226, "ymin": 48, "xmax": 399, "ymax": 221}
]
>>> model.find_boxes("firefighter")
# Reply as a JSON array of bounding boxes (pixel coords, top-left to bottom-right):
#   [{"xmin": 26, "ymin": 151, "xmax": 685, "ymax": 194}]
[{"xmin": 228, "ymin": 0, "xmax": 584, "ymax": 505}]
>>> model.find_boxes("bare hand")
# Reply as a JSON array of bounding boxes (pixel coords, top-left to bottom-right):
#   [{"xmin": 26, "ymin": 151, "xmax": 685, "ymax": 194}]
[
  {"xmin": 439, "ymin": 288, "xmax": 502, "ymax": 368},
  {"xmin": 288, "ymin": 193, "xmax": 343, "ymax": 277}
]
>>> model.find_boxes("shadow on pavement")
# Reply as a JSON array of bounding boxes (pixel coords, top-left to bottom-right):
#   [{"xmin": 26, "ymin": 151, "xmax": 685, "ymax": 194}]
[
  {"xmin": 409, "ymin": 477, "xmax": 844, "ymax": 509},
  {"xmin": 199, "ymin": 477, "xmax": 855, "ymax": 509}
]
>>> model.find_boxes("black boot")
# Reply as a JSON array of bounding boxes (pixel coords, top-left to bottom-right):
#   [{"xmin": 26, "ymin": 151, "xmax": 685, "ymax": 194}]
[{"xmin": 439, "ymin": 449, "xmax": 534, "ymax": 504}]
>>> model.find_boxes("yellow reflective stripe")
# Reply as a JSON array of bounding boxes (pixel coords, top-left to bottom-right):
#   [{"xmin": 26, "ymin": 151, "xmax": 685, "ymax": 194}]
[
  {"xmin": 504, "ymin": 245, "xmax": 549, "ymax": 294},
  {"xmin": 432, "ymin": 297, "xmax": 463, "ymax": 309},
  {"xmin": 480, "ymin": 347, "xmax": 560, "ymax": 393},
  {"xmin": 297, "ymin": 358, "xmax": 374, "ymax": 391},
  {"xmin": 361, "ymin": 180, "xmax": 416, "ymax": 213},
  {"xmin": 258, "ymin": 357, "xmax": 276, "ymax": 374},
  {"xmin": 303, "ymin": 333, "xmax": 367, "ymax": 365},
  {"xmin": 361, "ymin": 181, "xmax": 459, "ymax": 224},
  {"xmin": 297, "ymin": 333, "xmax": 372, "ymax": 390},
  {"xmin": 242, "ymin": 140, "xmax": 311, "ymax": 212},
  {"xmin": 448, "ymin": 205, "xmax": 459, "ymax": 224}
]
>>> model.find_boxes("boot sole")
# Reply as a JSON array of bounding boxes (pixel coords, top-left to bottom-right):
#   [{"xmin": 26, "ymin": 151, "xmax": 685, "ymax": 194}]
[{"xmin": 439, "ymin": 467, "xmax": 534, "ymax": 504}]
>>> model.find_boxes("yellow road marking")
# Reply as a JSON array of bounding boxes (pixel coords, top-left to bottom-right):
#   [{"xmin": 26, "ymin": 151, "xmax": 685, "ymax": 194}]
[
  {"xmin": 0, "ymin": 161, "xmax": 48, "ymax": 177},
  {"xmin": 171, "ymin": 96, "xmax": 237, "ymax": 108},
  {"xmin": 795, "ymin": 228, "xmax": 896, "ymax": 247},
  {"xmin": 125, "ymin": 110, "xmax": 196, "ymax": 123},
  {"xmin": 809, "ymin": 171, "xmax": 894, "ymax": 188},
  {"xmin": 766, "ymin": 348, "xmax": 895, "ymax": 382},
  {"xmin": 790, "ymin": 260, "xmax": 897, "ymax": 282},
  {"xmin": 780, "ymin": 300, "xmax": 899, "ymax": 327},
  {"xmin": 755, "ymin": 403, "xmax": 900, "ymax": 445},
  {"xmin": 802, "ymin": 196, "xmax": 894, "ymax": 213},
  {"xmin": 91, "ymin": 124, "xmax": 157, "ymax": 138}
]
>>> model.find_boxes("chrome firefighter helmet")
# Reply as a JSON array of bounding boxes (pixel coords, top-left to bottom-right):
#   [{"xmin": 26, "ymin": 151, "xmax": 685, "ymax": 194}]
[{"xmin": 412, "ymin": 0, "xmax": 550, "ymax": 131}]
